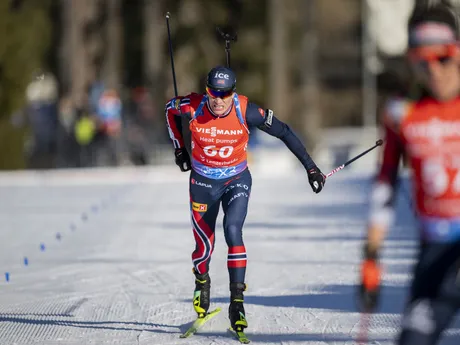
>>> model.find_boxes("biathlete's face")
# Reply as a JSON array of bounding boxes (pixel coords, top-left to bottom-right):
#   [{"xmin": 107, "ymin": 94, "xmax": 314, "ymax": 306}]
[
  {"xmin": 409, "ymin": 43, "xmax": 460, "ymax": 101},
  {"xmin": 206, "ymin": 87, "xmax": 234, "ymax": 116}
]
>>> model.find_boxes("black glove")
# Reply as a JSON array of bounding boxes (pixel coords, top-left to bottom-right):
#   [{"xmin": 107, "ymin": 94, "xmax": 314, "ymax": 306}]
[
  {"xmin": 357, "ymin": 244, "xmax": 381, "ymax": 313},
  {"xmin": 307, "ymin": 166, "xmax": 326, "ymax": 193},
  {"xmin": 175, "ymin": 148, "xmax": 191, "ymax": 172}
]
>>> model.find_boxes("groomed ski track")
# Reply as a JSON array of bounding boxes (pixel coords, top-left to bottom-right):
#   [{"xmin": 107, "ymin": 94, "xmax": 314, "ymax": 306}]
[{"xmin": 0, "ymin": 165, "xmax": 459, "ymax": 345}]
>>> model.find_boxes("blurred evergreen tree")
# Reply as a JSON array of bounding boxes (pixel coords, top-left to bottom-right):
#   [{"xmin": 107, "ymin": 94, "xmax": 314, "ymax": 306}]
[
  {"xmin": 0, "ymin": 0, "xmax": 372, "ymax": 169},
  {"xmin": 0, "ymin": 0, "xmax": 52, "ymax": 169}
]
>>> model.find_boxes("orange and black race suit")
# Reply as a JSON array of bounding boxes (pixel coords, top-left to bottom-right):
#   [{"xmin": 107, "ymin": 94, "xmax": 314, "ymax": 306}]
[{"xmin": 165, "ymin": 92, "xmax": 317, "ymax": 283}]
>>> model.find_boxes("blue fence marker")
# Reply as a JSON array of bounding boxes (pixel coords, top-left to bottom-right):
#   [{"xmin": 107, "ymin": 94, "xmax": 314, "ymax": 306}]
[{"xmin": 2, "ymin": 185, "xmax": 132, "ymax": 284}]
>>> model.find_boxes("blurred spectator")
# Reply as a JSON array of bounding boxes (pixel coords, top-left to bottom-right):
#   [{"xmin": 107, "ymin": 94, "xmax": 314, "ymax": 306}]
[
  {"xmin": 12, "ymin": 71, "xmax": 59, "ymax": 169},
  {"xmin": 56, "ymin": 94, "xmax": 79, "ymax": 168},
  {"xmin": 89, "ymin": 85, "xmax": 123, "ymax": 166},
  {"xmin": 56, "ymin": 91, "xmax": 98, "ymax": 168},
  {"xmin": 74, "ymin": 92, "xmax": 97, "ymax": 167},
  {"xmin": 125, "ymin": 86, "xmax": 155, "ymax": 165}
]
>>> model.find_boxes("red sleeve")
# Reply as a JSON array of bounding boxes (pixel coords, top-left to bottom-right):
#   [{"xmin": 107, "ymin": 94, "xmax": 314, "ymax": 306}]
[
  {"xmin": 377, "ymin": 121, "xmax": 403, "ymax": 186},
  {"xmin": 369, "ymin": 98, "xmax": 408, "ymax": 228},
  {"xmin": 165, "ymin": 96, "xmax": 192, "ymax": 149}
]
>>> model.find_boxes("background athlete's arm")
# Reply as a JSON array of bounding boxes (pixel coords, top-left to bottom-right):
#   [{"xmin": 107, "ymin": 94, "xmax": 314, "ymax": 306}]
[
  {"xmin": 165, "ymin": 96, "xmax": 192, "ymax": 171},
  {"xmin": 366, "ymin": 108, "xmax": 404, "ymax": 257},
  {"xmin": 358, "ymin": 101, "xmax": 405, "ymax": 312},
  {"xmin": 245, "ymin": 102, "xmax": 325, "ymax": 192}
]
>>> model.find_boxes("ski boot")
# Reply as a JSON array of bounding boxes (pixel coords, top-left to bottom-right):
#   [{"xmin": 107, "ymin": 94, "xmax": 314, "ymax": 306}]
[
  {"xmin": 193, "ymin": 268, "xmax": 211, "ymax": 318},
  {"xmin": 229, "ymin": 282, "xmax": 248, "ymax": 331},
  {"xmin": 180, "ymin": 269, "xmax": 220, "ymax": 339}
]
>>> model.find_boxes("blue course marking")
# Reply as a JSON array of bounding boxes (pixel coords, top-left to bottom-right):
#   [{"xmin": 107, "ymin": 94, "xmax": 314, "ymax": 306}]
[{"xmin": 3, "ymin": 185, "xmax": 134, "ymax": 282}]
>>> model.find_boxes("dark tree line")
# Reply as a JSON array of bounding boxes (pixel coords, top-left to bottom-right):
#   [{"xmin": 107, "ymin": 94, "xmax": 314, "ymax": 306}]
[{"xmin": 0, "ymin": 0, "xmax": 370, "ymax": 169}]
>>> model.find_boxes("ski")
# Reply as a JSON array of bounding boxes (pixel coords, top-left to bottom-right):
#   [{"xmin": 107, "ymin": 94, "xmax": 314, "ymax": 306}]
[
  {"xmin": 228, "ymin": 326, "xmax": 251, "ymax": 344},
  {"xmin": 179, "ymin": 308, "xmax": 222, "ymax": 338}
]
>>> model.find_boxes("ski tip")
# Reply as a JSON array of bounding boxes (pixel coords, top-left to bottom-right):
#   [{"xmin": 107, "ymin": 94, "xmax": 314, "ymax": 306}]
[
  {"xmin": 228, "ymin": 327, "xmax": 251, "ymax": 343},
  {"xmin": 205, "ymin": 307, "xmax": 222, "ymax": 316},
  {"xmin": 179, "ymin": 309, "xmax": 222, "ymax": 339}
]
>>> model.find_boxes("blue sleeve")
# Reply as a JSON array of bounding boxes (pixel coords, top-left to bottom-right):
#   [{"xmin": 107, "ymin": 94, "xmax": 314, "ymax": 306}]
[{"xmin": 245, "ymin": 102, "xmax": 317, "ymax": 171}]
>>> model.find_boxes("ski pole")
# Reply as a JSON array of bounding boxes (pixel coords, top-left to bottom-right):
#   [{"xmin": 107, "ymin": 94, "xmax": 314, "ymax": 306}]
[
  {"xmin": 326, "ymin": 139, "xmax": 383, "ymax": 178},
  {"xmin": 217, "ymin": 26, "xmax": 237, "ymax": 68},
  {"xmin": 166, "ymin": 12, "xmax": 179, "ymax": 98}
]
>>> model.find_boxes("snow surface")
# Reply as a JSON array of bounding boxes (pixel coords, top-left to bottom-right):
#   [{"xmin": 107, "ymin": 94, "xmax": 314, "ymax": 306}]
[{"xmin": 0, "ymin": 165, "xmax": 459, "ymax": 345}]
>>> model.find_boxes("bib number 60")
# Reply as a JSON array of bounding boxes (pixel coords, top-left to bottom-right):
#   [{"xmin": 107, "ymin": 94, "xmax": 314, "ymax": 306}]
[{"xmin": 203, "ymin": 145, "xmax": 234, "ymax": 158}]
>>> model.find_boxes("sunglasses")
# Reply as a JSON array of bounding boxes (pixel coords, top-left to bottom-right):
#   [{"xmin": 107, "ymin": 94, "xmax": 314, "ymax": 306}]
[
  {"xmin": 409, "ymin": 44, "xmax": 458, "ymax": 69},
  {"xmin": 206, "ymin": 87, "xmax": 234, "ymax": 100}
]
